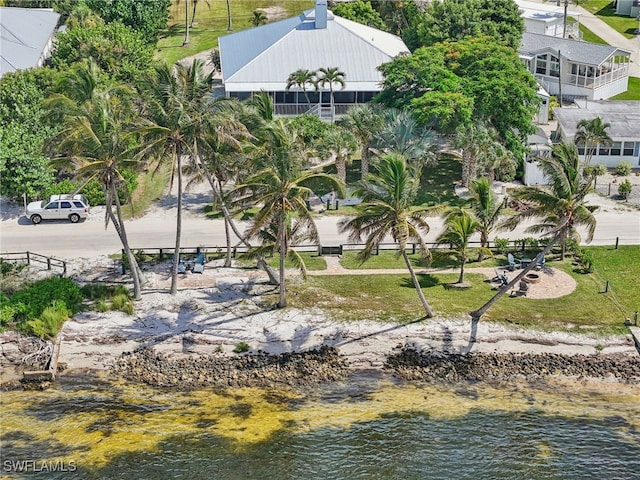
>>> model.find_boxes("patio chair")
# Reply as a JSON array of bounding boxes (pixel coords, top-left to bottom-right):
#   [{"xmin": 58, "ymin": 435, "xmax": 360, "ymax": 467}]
[
  {"xmin": 507, "ymin": 253, "xmax": 521, "ymax": 271},
  {"xmin": 192, "ymin": 252, "xmax": 206, "ymax": 274},
  {"xmin": 535, "ymin": 256, "xmax": 546, "ymax": 270},
  {"xmin": 510, "ymin": 280, "xmax": 530, "ymax": 297}
]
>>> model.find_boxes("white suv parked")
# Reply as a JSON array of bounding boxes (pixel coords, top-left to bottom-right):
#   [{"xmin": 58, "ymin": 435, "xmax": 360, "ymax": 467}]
[{"xmin": 26, "ymin": 194, "xmax": 90, "ymax": 224}]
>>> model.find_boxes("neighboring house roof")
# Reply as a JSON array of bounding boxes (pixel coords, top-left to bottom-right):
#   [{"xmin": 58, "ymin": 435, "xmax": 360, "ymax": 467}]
[
  {"xmin": 554, "ymin": 101, "xmax": 640, "ymax": 139},
  {"xmin": 520, "ymin": 32, "xmax": 631, "ymax": 67},
  {"xmin": 0, "ymin": 7, "xmax": 60, "ymax": 77},
  {"xmin": 516, "ymin": 0, "xmax": 581, "ymax": 24},
  {"xmin": 218, "ymin": 6, "xmax": 409, "ymax": 92}
]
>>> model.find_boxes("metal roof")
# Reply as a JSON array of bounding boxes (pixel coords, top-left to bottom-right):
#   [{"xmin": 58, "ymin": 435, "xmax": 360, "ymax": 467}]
[
  {"xmin": 553, "ymin": 101, "xmax": 640, "ymax": 139},
  {"xmin": 218, "ymin": 6, "xmax": 409, "ymax": 92},
  {"xmin": 516, "ymin": 0, "xmax": 581, "ymax": 24},
  {"xmin": 520, "ymin": 32, "xmax": 631, "ymax": 67},
  {"xmin": 0, "ymin": 7, "xmax": 60, "ymax": 77}
]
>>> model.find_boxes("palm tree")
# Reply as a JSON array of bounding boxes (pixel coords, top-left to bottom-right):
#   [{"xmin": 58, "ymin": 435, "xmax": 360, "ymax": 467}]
[
  {"xmin": 252, "ymin": 10, "xmax": 268, "ymax": 26},
  {"xmin": 466, "ymin": 177, "xmax": 512, "ymax": 258},
  {"xmin": 469, "ymin": 141, "xmax": 597, "ymax": 330},
  {"xmin": 338, "ymin": 104, "xmax": 384, "ymax": 180},
  {"xmin": 286, "ymin": 69, "xmax": 317, "ymax": 106},
  {"xmin": 339, "ymin": 153, "xmax": 436, "ymax": 317},
  {"xmin": 226, "ymin": 0, "xmax": 232, "ymax": 31},
  {"xmin": 46, "ymin": 91, "xmax": 144, "ymax": 299},
  {"xmin": 190, "ymin": 0, "xmax": 211, "ymax": 28},
  {"xmin": 373, "ymin": 108, "xmax": 438, "ymax": 168},
  {"xmin": 315, "ymin": 125, "xmax": 358, "ymax": 187},
  {"xmin": 137, "ymin": 59, "xmax": 213, "ymax": 294},
  {"xmin": 316, "ymin": 67, "xmax": 345, "ymax": 121},
  {"xmin": 574, "ymin": 116, "xmax": 612, "ymax": 167},
  {"xmin": 182, "ymin": 0, "xmax": 190, "ymax": 45},
  {"xmin": 233, "ymin": 120, "xmax": 343, "ymax": 308},
  {"xmin": 452, "ymin": 123, "xmax": 503, "ymax": 188},
  {"xmin": 436, "ymin": 208, "xmax": 490, "ymax": 284}
]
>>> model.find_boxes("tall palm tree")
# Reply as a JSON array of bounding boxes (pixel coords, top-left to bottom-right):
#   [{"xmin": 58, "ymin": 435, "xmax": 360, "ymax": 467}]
[
  {"xmin": 339, "ymin": 153, "xmax": 436, "ymax": 317},
  {"xmin": 470, "ymin": 141, "xmax": 597, "ymax": 329},
  {"xmin": 46, "ymin": 92, "xmax": 144, "ymax": 299},
  {"xmin": 315, "ymin": 125, "xmax": 358, "ymax": 187},
  {"xmin": 233, "ymin": 120, "xmax": 343, "ymax": 308},
  {"xmin": 190, "ymin": 0, "xmax": 211, "ymax": 28},
  {"xmin": 574, "ymin": 116, "xmax": 612, "ymax": 167},
  {"xmin": 373, "ymin": 108, "xmax": 438, "ymax": 168},
  {"xmin": 338, "ymin": 103, "xmax": 384, "ymax": 180},
  {"xmin": 286, "ymin": 69, "xmax": 317, "ymax": 106},
  {"xmin": 452, "ymin": 123, "xmax": 503, "ymax": 188},
  {"xmin": 137, "ymin": 59, "xmax": 213, "ymax": 294},
  {"xmin": 252, "ymin": 10, "xmax": 268, "ymax": 26},
  {"xmin": 182, "ymin": 0, "xmax": 190, "ymax": 45},
  {"xmin": 316, "ymin": 67, "xmax": 345, "ymax": 121},
  {"xmin": 466, "ymin": 177, "xmax": 512, "ymax": 257},
  {"xmin": 436, "ymin": 208, "xmax": 490, "ymax": 284},
  {"xmin": 226, "ymin": 0, "xmax": 232, "ymax": 31}
]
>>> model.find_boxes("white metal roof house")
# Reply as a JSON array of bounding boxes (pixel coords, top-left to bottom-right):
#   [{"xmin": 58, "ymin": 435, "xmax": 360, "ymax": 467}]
[
  {"xmin": 519, "ymin": 32, "xmax": 631, "ymax": 102},
  {"xmin": 614, "ymin": 0, "xmax": 640, "ymax": 18},
  {"xmin": 516, "ymin": 0, "xmax": 582, "ymax": 39},
  {"xmin": 0, "ymin": 7, "xmax": 61, "ymax": 78},
  {"xmin": 554, "ymin": 100, "xmax": 640, "ymax": 168},
  {"xmin": 217, "ymin": 0, "xmax": 409, "ymax": 118}
]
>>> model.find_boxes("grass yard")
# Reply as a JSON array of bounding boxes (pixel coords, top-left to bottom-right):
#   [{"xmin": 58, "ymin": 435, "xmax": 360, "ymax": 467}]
[
  {"xmin": 581, "ymin": 0, "xmax": 639, "ymax": 39},
  {"xmin": 611, "ymin": 76, "xmax": 640, "ymax": 100},
  {"xmin": 285, "ymin": 245, "xmax": 640, "ymax": 334},
  {"xmin": 579, "ymin": 24, "xmax": 608, "ymax": 44},
  {"xmin": 158, "ymin": 1, "xmax": 313, "ymax": 65},
  {"xmin": 340, "ymin": 249, "xmax": 501, "ymax": 270}
]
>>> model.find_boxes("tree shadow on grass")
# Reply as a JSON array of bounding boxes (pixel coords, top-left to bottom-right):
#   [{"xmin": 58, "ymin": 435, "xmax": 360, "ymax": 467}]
[{"xmin": 400, "ymin": 273, "xmax": 440, "ymax": 289}]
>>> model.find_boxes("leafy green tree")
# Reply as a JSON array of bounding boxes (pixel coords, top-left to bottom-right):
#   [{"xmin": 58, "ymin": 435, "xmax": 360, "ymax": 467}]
[
  {"xmin": 338, "ymin": 103, "xmax": 384, "ymax": 180},
  {"xmin": 286, "ymin": 69, "xmax": 317, "ymax": 105},
  {"xmin": 289, "ymin": 113, "xmax": 331, "ymax": 147},
  {"xmin": 453, "ymin": 123, "xmax": 502, "ymax": 187},
  {"xmin": 410, "ymin": 91, "xmax": 474, "ymax": 134},
  {"xmin": 233, "ymin": 120, "xmax": 343, "ymax": 308},
  {"xmin": 574, "ymin": 116, "xmax": 612, "ymax": 167},
  {"xmin": 316, "ymin": 67, "xmax": 346, "ymax": 121},
  {"xmin": 332, "ymin": 0, "xmax": 387, "ymax": 30},
  {"xmin": 436, "ymin": 208, "xmax": 489, "ymax": 284},
  {"xmin": 316, "ymin": 125, "xmax": 358, "ymax": 187},
  {"xmin": 137, "ymin": 60, "xmax": 213, "ymax": 295},
  {"xmin": 52, "ymin": 21, "xmax": 155, "ymax": 83},
  {"xmin": 340, "ymin": 153, "xmax": 435, "ymax": 317},
  {"xmin": 416, "ymin": 0, "xmax": 524, "ymax": 49},
  {"xmin": 85, "ymin": 0, "xmax": 171, "ymax": 43}
]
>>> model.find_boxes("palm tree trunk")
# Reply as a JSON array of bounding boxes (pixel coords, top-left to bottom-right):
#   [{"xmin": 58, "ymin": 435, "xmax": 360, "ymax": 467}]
[
  {"xmin": 336, "ymin": 156, "xmax": 346, "ymax": 187},
  {"xmin": 112, "ymin": 187, "xmax": 142, "ymax": 299},
  {"xmin": 360, "ymin": 147, "xmax": 369, "ymax": 180},
  {"xmin": 223, "ymin": 215, "xmax": 232, "ymax": 267},
  {"xmin": 278, "ymin": 214, "xmax": 287, "ymax": 308},
  {"xmin": 170, "ymin": 154, "xmax": 183, "ymax": 295},
  {"xmin": 402, "ymin": 250, "xmax": 434, "ymax": 317},
  {"xmin": 183, "ymin": 0, "xmax": 190, "ymax": 46},
  {"xmin": 190, "ymin": 0, "xmax": 197, "ymax": 27},
  {"xmin": 458, "ymin": 256, "xmax": 466, "ymax": 284},
  {"xmin": 226, "ymin": 0, "xmax": 233, "ymax": 31}
]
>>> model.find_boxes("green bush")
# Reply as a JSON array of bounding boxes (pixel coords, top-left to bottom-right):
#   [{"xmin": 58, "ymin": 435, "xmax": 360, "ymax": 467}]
[
  {"xmin": 9, "ymin": 277, "xmax": 82, "ymax": 322},
  {"xmin": 233, "ymin": 342, "xmax": 250, "ymax": 353},
  {"xmin": 110, "ymin": 293, "xmax": 133, "ymax": 314},
  {"xmin": 492, "ymin": 237, "xmax": 510, "ymax": 254},
  {"xmin": 615, "ymin": 161, "xmax": 632, "ymax": 177},
  {"xmin": 27, "ymin": 301, "xmax": 70, "ymax": 339},
  {"xmin": 618, "ymin": 179, "xmax": 632, "ymax": 200},
  {"xmin": 43, "ymin": 170, "xmax": 138, "ymax": 206}
]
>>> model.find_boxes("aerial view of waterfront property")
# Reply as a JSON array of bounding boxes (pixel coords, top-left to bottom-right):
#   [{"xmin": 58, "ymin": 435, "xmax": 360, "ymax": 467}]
[{"xmin": 1, "ymin": 0, "xmax": 639, "ymax": 478}]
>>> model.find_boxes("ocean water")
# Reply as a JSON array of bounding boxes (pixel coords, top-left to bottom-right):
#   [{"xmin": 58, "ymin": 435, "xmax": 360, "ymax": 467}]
[{"xmin": 2, "ymin": 372, "xmax": 639, "ymax": 480}]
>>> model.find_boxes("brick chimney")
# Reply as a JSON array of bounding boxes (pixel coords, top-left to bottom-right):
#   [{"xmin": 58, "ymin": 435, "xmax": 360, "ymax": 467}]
[{"xmin": 315, "ymin": 0, "xmax": 327, "ymax": 29}]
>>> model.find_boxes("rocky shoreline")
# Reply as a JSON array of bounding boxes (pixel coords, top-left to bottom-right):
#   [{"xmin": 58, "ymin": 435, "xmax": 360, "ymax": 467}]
[
  {"xmin": 105, "ymin": 345, "xmax": 640, "ymax": 389},
  {"xmin": 386, "ymin": 346, "xmax": 640, "ymax": 383}
]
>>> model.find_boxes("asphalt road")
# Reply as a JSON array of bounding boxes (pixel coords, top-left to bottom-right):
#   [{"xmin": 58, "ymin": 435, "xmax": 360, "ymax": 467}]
[{"xmin": 1, "ymin": 193, "xmax": 638, "ymax": 260}]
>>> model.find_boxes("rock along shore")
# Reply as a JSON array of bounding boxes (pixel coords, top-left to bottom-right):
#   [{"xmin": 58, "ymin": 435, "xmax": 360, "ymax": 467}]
[{"xmin": 386, "ymin": 346, "xmax": 640, "ymax": 383}]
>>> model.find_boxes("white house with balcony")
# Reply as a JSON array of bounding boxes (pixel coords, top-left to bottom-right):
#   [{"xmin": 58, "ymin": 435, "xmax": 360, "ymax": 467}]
[
  {"xmin": 553, "ymin": 100, "xmax": 640, "ymax": 168},
  {"xmin": 217, "ymin": 0, "xmax": 409, "ymax": 119},
  {"xmin": 0, "ymin": 7, "xmax": 61, "ymax": 78},
  {"xmin": 519, "ymin": 32, "xmax": 631, "ymax": 101},
  {"xmin": 516, "ymin": 0, "xmax": 582, "ymax": 39}
]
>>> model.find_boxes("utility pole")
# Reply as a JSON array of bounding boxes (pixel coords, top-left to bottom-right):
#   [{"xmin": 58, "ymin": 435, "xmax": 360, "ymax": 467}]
[{"xmin": 558, "ymin": 49, "xmax": 562, "ymax": 106}]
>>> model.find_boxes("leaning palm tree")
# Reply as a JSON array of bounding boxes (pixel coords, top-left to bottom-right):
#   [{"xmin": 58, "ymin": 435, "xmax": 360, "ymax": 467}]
[
  {"xmin": 574, "ymin": 116, "xmax": 612, "ymax": 167},
  {"xmin": 436, "ymin": 208, "xmax": 490, "ymax": 285},
  {"xmin": 46, "ymin": 92, "xmax": 143, "ymax": 299},
  {"xmin": 338, "ymin": 103, "xmax": 384, "ymax": 180},
  {"xmin": 466, "ymin": 177, "xmax": 512, "ymax": 258},
  {"xmin": 469, "ymin": 141, "xmax": 597, "ymax": 330},
  {"xmin": 339, "ymin": 153, "xmax": 436, "ymax": 317},
  {"xmin": 232, "ymin": 120, "xmax": 344, "ymax": 308},
  {"xmin": 137, "ymin": 60, "xmax": 212, "ymax": 294},
  {"xmin": 315, "ymin": 124, "xmax": 358, "ymax": 187},
  {"xmin": 316, "ymin": 67, "xmax": 345, "ymax": 121},
  {"xmin": 286, "ymin": 69, "xmax": 317, "ymax": 106}
]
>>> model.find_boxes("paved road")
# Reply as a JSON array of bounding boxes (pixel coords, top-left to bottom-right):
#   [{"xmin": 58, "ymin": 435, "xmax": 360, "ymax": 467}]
[{"xmin": 1, "ymin": 193, "xmax": 638, "ymax": 260}]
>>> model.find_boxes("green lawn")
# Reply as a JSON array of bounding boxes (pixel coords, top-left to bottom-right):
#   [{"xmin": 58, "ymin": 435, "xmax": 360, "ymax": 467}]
[
  {"xmin": 581, "ymin": 0, "xmax": 639, "ymax": 39},
  {"xmin": 612, "ymin": 76, "xmax": 640, "ymax": 100},
  {"xmin": 285, "ymin": 245, "xmax": 640, "ymax": 333},
  {"xmin": 579, "ymin": 24, "xmax": 608, "ymax": 44},
  {"xmin": 158, "ymin": 1, "xmax": 314, "ymax": 65},
  {"xmin": 340, "ymin": 249, "xmax": 501, "ymax": 270}
]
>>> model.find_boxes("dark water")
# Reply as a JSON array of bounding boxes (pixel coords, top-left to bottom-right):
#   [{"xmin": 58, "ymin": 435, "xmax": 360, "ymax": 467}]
[{"xmin": 2, "ymin": 374, "xmax": 639, "ymax": 480}]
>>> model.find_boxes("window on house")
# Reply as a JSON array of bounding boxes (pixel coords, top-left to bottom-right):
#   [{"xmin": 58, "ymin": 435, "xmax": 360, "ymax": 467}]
[
  {"xmin": 549, "ymin": 55, "xmax": 559, "ymax": 77},
  {"xmin": 598, "ymin": 144, "xmax": 610, "ymax": 155},
  {"xmin": 623, "ymin": 142, "xmax": 634, "ymax": 156},
  {"xmin": 536, "ymin": 55, "xmax": 547, "ymax": 75},
  {"xmin": 577, "ymin": 146, "xmax": 585, "ymax": 155},
  {"xmin": 610, "ymin": 142, "xmax": 621, "ymax": 156}
]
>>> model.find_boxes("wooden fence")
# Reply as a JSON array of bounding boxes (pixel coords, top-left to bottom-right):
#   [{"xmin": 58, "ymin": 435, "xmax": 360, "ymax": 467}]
[{"xmin": 0, "ymin": 251, "xmax": 67, "ymax": 276}]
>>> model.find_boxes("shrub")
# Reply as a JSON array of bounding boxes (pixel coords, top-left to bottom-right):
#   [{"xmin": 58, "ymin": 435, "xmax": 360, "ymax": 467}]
[
  {"xmin": 579, "ymin": 250, "xmax": 595, "ymax": 273},
  {"xmin": 233, "ymin": 342, "xmax": 250, "ymax": 353},
  {"xmin": 615, "ymin": 162, "xmax": 632, "ymax": 177},
  {"xmin": 618, "ymin": 179, "xmax": 632, "ymax": 200},
  {"xmin": 524, "ymin": 237, "xmax": 538, "ymax": 249},
  {"xmin": 492, "ymin": 237, "xmax": 510, "ymax": 254},
  {"xmin": 592, "ymin": 163, "xmax": 607, "ymax": 177},
  {"xmin": 27, "ymin": 301, "xmax": 70, "ymax": 339},
  {"xmin": 110, "ymin": 293, "xmax": 133, "ymax": 314},
  {"xmin": 9, "ymin": 277, "xmax": 82, "ymax": 322}
]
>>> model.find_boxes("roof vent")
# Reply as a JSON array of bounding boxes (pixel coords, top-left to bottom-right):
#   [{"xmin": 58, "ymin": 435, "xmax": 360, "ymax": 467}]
[{"xmin": 315, "ymin": 0, "xmax": 327, "ymax": 29}]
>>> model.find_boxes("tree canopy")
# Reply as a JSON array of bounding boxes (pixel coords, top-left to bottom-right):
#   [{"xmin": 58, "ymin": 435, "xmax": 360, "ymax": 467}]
[{"xmin": 331, "ymin": 0, "xmax": 387, "ymax": 31}]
